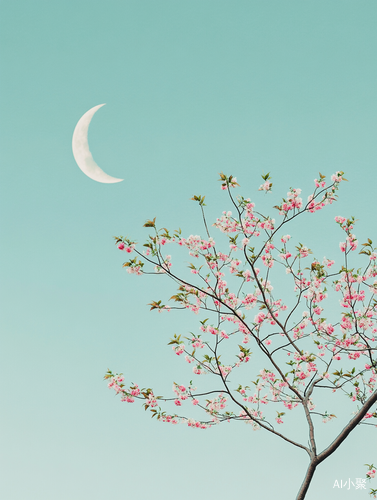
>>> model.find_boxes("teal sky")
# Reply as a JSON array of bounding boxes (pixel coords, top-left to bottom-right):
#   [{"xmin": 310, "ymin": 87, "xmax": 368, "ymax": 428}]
[{"xmin": 1, "ymin": 1, "xmax": 376, "ymax": 499}]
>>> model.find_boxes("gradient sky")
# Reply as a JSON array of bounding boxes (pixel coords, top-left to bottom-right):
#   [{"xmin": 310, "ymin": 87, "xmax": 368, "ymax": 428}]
[{"xmin": 1, "ymin": 1, "xmax": 377, "ymax": 499}]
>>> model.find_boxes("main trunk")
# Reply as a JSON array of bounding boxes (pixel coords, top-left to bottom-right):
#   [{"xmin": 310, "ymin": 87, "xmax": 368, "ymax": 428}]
[{"xmin": 296, "ymin": 459, "xmax": 318, "ymax": 500}]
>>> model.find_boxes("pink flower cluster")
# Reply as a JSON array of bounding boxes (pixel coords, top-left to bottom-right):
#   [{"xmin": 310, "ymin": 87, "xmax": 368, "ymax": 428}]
[
  {"xmin": 366, "ymin": 468, "xmax": 376, "ymax": 479},
  {"xmin": 280, "ymin": 188, "xmax": 303, "ymax": 214},
  {"xmin": 118, "ymin": 242, "xmax": 135, "ymax": 253}
]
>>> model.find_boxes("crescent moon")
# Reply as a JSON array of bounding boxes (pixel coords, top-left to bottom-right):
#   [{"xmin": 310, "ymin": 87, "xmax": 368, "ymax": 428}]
[{"xmin": 72, "ymin": 104, "xmax": 123, "ymax": 183}]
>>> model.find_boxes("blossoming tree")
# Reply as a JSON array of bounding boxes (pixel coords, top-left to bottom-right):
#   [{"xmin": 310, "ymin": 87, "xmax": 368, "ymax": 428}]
[{"xmin": 105, "ymin": 172, "xmax": 377, "ymax": 499}]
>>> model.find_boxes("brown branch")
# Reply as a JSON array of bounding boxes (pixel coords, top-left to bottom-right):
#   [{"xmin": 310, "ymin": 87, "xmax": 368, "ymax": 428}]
[{"xmin": 316, "ymin": 388, "xmax": 377, "ymax": 464}]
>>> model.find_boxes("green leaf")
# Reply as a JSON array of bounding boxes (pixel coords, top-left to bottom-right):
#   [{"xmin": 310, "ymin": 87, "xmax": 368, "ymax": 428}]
[{"xmin": 143, "ymin": 217, "xmax": 156, "ymax": 228}]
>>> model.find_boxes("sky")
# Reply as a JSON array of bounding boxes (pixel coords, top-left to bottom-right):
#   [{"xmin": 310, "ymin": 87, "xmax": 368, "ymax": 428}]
[{"xmin": 1, "ymin": 1, "xmax": 377, "ymax": 499}]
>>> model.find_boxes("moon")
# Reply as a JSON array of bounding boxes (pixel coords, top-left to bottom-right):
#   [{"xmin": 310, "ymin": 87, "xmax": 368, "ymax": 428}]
[{"xmin": 72, "ymin": 104, "xmax": 123, "ymax": 183}]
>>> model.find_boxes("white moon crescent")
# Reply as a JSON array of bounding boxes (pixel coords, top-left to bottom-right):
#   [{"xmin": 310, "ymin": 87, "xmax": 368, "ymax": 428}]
[{"xmin": 72, "ymin": 104, "xmax": 123, "ymax": 183}]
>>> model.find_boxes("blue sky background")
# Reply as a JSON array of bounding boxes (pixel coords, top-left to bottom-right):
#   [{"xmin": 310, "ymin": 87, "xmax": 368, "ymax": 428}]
[{"xmin": 1, "ymin": 1, "xmax": 376, "ymax": 499}]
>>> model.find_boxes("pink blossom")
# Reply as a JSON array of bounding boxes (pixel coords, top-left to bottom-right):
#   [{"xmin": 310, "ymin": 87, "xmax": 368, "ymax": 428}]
[
  {"xmin": 366, "ymin": 469, "xmax": 376, "ymax": 478},
  {"xmin": 173, "ymin": 344, "xmax": 185, "ymax": 355},
  {"xmin": 335, "ymin": 216, "xmax": 346, "ymax": 224},
  {"xmin": 279, "ymin": 252, "xmax": 292, "ymax": 260},
  {"xmin": 299, "ymin": 247, "xmax": 309, "ymax": 258},
  {"xmin": 220, "ymin": 330, "xmax": 229, "ymax": 339},
  {"xmin": 314, "ymin": 179, "xmax": 326, "ymax": 188},
  {"xmin": 331, "ymin": 172, "xmax": 344, "ymax": 182},
  {"xmin": 259, "ymin": 180, "xmax": 272, "ymax": 192},
  {"xmin": 254, "ymin": 312, "xmax": 266, "ymax": 324}
]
